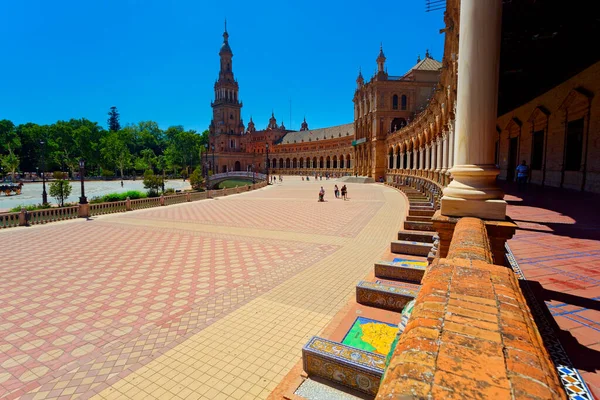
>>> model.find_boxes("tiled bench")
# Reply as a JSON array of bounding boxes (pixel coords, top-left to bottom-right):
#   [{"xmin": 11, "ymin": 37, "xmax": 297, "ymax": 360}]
[
  {"xmin": 397, "ymin": 230, "xmax": 436, "ymax": 243},
  {"xmin": 356, "ymin": 280, "xmax": 419, "ymax": 312},
  {"xmin": 302, "ymin": 336, "xmax": 385, "ymax": 396},
  {"xmin": 374, "ymin": 260, "xmax": 426, "ymax": 283},
  {"xmin": 391, "ymin": 240, "xmax": 433, "ymax": 256}
]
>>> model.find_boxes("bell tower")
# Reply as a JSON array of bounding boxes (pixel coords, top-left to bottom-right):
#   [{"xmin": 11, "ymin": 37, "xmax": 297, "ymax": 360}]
[{"xmin": 210, "ymin": 20, "xmax": 244, "ymax": 137}]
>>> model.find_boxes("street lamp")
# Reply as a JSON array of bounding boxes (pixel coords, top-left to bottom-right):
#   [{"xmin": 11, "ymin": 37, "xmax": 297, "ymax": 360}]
[
  {"xmin": 211, "ymin": 144, "xmax": 215, "ymax": 174},
  {"xmin": 253, "ymin": 150, "xmax": 256, "ymax": 184},
  {"xmin": 40, "ymin": 140, "xmax": 48, "ymax": 205},
  {"xmin": 204, "ymin": 143, "xmax": 210, "ymax": 195},
  {"xmin": 265, "ymin": 143, "xmax": 270, "ymax": 184},
  {"xmin": 78, "ymin": 159, "xmax": 87, "ymax": 204}
]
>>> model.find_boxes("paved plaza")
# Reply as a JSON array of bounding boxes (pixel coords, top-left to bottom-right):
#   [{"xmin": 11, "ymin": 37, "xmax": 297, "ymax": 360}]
[
  {"xmin": 0, "ymin": 178, "xmax": 405, "ymax": 399},
  {"xmin": 504, "ymin": 182, "xmax": 600, "ymax": 398}
]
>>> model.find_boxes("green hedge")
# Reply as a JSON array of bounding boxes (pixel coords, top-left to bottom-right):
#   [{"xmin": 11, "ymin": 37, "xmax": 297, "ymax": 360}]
[{"xmin": 90, "ymin": 190, "xmax": 147, "ymax": 203}]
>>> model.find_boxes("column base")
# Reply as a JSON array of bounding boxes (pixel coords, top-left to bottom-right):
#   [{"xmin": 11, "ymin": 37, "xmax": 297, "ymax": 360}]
[
  {"xmin": 441, "ymin": 196, "xmax": 507, "ymax": 221},
  {"xmin": 431, "ymin": 210, "xmax": 517, "ymax": 266}
]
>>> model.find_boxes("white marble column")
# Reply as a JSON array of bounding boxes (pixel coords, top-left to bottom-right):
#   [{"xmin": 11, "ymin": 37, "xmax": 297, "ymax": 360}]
[
  {"xmin": 419, "ymin": 147, "xmax": 424, "ymax": 171},
  {"xmin": 448, "ymin": 124, "xmax": 455, "ymax": 170},
  {"xmin": 431, "ymin": 141, "xmax": 436, "ymax": 172},
  {"xmin": 413, "ymin": 150, "xmax": 418, "ymax": 170},
  {"xmin": 400, "ymin": 152, "xmax": 405, "ymax": 170},
  {"xmin": 436, "ymin": 136, "xmax": 442, "ymax": 172},
  {"xmin": 425, "ymin": 144, "xmax": 431, "ymax": 171},
  {"xmin": 441, "ymin": 0, "xmax": 506, "ymax": 220},
  {"xmin": 442, "ymin": 132, "xmax": 449, "ymax": 174},
  {"xmin": 392, "ymin": 153, "xmax": 397, "ymax": 170}
]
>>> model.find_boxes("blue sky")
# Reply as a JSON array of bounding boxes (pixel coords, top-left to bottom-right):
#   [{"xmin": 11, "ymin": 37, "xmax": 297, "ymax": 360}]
[{"xmin": 0, "ymin": 0, "xmax": 445, "ymax": 132}]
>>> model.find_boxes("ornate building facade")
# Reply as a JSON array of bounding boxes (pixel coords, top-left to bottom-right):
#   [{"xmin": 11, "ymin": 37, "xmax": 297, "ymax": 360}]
[
  {"xmin": 206, "ymin": 26, "xmax": 443, "ymax": 180},
  {"xmin": 353, "ymin": 48, "xmax": 441, "ymax": 179},
  {"xmin": 207, "ymin": 8, "xmax": 599, "ymax": 196}
]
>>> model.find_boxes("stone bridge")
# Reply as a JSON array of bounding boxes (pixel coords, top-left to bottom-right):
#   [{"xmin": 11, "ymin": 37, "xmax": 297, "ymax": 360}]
[{"xmin": 208, "ymin": 171, "xmax": 267, "ymax": 189}]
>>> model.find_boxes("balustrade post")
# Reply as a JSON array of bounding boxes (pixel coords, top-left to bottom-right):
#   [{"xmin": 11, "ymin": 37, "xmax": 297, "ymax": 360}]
[
  {"xmin": 186, "ymin": 192, "xmax": 191, "ymax": 202},
  {"xmin": 126, "ymin": 196, "xmax": 132, "ymax": 211},
  {"xmin": 78, "ymin": 203, "xmax": 90, "ymax": 218},
  {"xmin": 160, "ymin": 195, "xmax": 165, "ymax": 206},
  {"xmin": 19, "ymin": 208, "xmax": 27, "ymax": 226}
]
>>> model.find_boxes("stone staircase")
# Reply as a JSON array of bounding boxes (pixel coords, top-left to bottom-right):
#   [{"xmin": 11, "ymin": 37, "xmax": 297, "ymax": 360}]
[{"xmin": 300, "ymin": 183, "xmax": 438, "ymax": 397}]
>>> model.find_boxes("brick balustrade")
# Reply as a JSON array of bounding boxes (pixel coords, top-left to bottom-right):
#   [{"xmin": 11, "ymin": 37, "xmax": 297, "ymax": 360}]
[{"xmin": 376, "ymin": 218, "xmax": 566, "ymax": 399}]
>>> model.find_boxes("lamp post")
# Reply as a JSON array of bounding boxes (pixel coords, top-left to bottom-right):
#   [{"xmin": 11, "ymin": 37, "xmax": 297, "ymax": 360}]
[
  {"xmin": 204, "ymin": 143, "xmax": 210, "ymax": 195},
  {"xmin": 265, "ymin": 143, "xmax": 270, "ymax": 184},
  {"xmin": 253, "ymin": 150, "xmax": 256, "ymax": 184},
  {"xmin": 78, "ymin": 159, "xmax": 87, "ymax": 204},
  {"xmin": 40, "ymin": 140, "xmax": 48, "ymax": 205},
  {"xmin": 211, "ymin": 144, "xmax": 215, "ymax": 174}
]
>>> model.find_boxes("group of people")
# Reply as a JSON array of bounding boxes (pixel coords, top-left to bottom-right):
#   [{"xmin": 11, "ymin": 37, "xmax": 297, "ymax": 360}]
[
  {"xmin": 318, "ymin": 184, "xmax": 348, "ymax": 202},
  {"xmin": 270, "ymin": 175, "xmax": 283, "ymax": 184}
]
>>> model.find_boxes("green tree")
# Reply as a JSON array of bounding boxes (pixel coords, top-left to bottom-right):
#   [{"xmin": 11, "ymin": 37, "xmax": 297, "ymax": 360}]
[
  {"xmin": 143, "ymin": 169, "xmax": 163, "ymax": 196},
  {"xmin": 199, "ymin": 129, "xmax": 209, "ymax": 147},
  {"xmin": 0, "ymin": 119, "xmax": 20, "ymax": 152},
  {"xmin": 140, "ymin": 149, "xmax": 157, "ymax": 171},
  {"xmin": 50, "ymin": 121, "xmax": 77, "ymax": 176},
  {"xmin": 107, "ymin": 106, "xmax": 121, "ymax": 132},
  {"xmin": 49, "ymin": 176, "xmax": 72, "ymax": 207},
  {"xmin": 1, "ymin": 148, "xmax": 20, "ymax": 181},
  {"xmin": 16, "ymin": 123, "xmax": 47, "ymax": 172},
  {"xmin": 0, "ymin": 120, "xmax": 21, "ymax": 180},
  {"xmin": 189, "ymin": 166, "xmax": 204, "ymax": 191},
  {"xmin": 100, "ymin": 131, "xmax": 131, "ymax": 177}
]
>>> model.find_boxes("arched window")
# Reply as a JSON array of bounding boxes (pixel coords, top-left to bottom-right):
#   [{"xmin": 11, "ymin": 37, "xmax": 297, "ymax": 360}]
[
  {"xmin": 392, "ymin": 95, "xmax": 398, "ymax": 110},
  {"xmin": 401, "ymin": 95, "xmax": 407, "ymax": 110}
]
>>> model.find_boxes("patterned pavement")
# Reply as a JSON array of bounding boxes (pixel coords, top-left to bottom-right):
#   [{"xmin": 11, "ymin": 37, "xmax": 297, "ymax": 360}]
[
  {"xmin": 0, "ymin": 178, "xmax": 406, "ymax": 399},
  {"xmin": 503, "ymin": 182, "xmax": 600, "ymax": 399}
]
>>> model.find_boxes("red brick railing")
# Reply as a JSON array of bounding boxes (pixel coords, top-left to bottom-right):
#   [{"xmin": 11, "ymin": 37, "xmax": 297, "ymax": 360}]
[{"xmin": 376, "ymin": 218, "xmax": 566, "ymax": 399}]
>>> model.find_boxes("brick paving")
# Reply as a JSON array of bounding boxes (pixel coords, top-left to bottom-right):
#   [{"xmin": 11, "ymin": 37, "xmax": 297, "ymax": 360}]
[
  {"xmin": 0, "ymin": 178, "xmax": 405, "ymax": 399},
  {"xmin": 503, "ymin": 182, "xmax": 600, "ymax": 398}
]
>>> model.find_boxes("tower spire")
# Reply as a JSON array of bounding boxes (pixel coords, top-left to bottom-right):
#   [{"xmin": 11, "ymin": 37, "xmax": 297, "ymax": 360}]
[{"xmin": 376, "ymin": 43, "xmax": 386, "ymax": 75}]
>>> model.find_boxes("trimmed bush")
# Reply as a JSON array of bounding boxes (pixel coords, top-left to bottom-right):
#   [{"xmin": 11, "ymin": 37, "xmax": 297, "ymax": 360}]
[{"xmin": 9, "ymin": 203, "xmax": 52, "ymax": 212}]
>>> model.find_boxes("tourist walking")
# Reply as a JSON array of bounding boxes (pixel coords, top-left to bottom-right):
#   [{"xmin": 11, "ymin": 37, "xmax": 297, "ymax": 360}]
[
  {"xmin": 318, "ymin": 186, "xmax": 325, "ymax": 202},
  {"xmin": 341, "ymin": 185, "xmax": 347, "ymax": 200},
  {"xmin": 515, "ymin": 160, "xmax": 529, "ymax": 191},
  {"xmin": 334, "ymin": 185, "xmax": 339, "ymax": 198}
]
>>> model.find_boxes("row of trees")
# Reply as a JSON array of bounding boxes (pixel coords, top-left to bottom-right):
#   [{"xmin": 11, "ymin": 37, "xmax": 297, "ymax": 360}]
[{"xmin": 0, "ymin": 107, "xmax": 209, "ymax": 180}]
